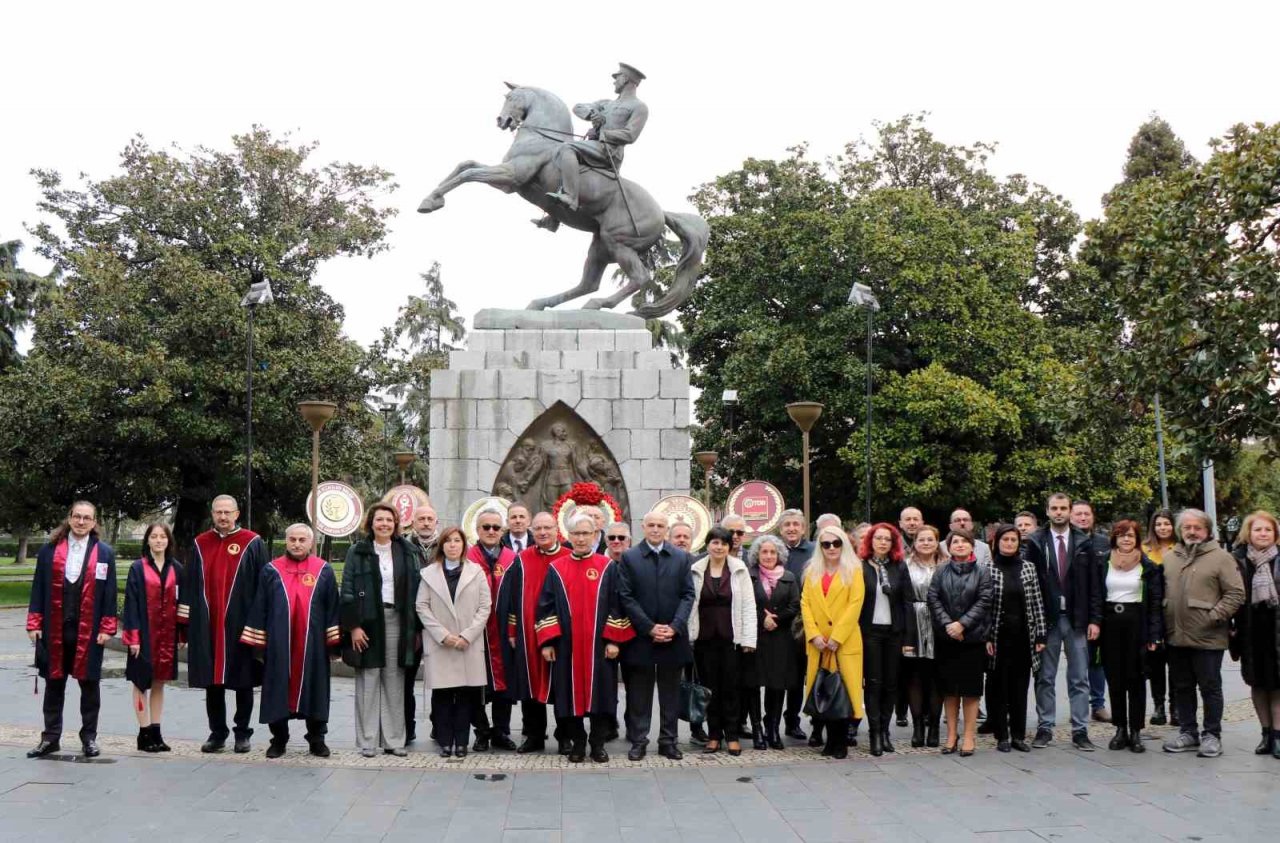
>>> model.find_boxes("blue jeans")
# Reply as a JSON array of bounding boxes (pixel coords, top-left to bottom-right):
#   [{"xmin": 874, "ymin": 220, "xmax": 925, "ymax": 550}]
[
  {"xmin": 1088, "ymin": 650, "xmax": 1107, "ymax": 712},
  {"xmin": 1035, "ymin": 614, "xmax": 1090, "ymax": 733}
]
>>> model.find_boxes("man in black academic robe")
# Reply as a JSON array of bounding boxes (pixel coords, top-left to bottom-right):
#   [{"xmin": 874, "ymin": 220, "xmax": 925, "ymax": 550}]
[
  {"xmin": 240, "ymin": 525, "xmax": 340, "ymax": 758},
  {"xmin": 536, "ymin": 515, "xmax": 635, "ymax": 763},
  {"xmin": 180, "ymin": 495, "xmax": 267, "ymax": 753},
  {"xmin": 26, "ymin": 502, "xmax": 117, "ymax": 759}
]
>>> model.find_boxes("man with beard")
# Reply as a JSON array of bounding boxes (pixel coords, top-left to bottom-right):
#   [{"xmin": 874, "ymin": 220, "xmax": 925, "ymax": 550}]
[
  {"xmin": 240, "ymin": 524, "xmax": 339, "ymax": 758},
  {"xmin": 181, "ymin": 495, "xmax": 267, "ymax": 753},
  {"xmin": 404, "ymin": 504, "xmax": 437, "ymax": 743}
]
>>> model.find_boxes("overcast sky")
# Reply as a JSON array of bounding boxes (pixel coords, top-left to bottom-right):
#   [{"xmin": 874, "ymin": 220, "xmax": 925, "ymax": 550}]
[{"xmin": 5, "ymin": 1, "xmax": 1279, "ymax": 351}]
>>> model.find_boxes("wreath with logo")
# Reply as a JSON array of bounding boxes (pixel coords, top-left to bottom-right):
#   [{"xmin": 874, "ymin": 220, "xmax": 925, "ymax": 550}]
[{"xmin": 552, "ymin": 481, "xmax": 625, "ymax": 540}]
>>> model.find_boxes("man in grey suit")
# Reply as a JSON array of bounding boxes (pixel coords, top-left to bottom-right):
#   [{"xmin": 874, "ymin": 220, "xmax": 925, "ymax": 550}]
[{"xmin": 616, "ymin": 510, "xmax": 695, "ymax": 761}]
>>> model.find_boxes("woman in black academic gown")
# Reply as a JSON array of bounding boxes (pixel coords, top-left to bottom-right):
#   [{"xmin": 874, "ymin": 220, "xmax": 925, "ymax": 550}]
[{"xmin": 122, "ymin": 523, "xmax": 183, "ymax": 752}]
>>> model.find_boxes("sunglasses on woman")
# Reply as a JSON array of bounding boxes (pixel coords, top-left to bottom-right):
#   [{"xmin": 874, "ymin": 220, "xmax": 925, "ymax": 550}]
[{"xmin": 820, "ymin": 539, "xmax": 843, "ymax": 549}]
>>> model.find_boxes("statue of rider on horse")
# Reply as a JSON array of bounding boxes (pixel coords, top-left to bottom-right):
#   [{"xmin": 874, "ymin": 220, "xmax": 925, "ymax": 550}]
[{"xmin": 417, "ymin": 64, "xmax": 708, "ymax": 319}]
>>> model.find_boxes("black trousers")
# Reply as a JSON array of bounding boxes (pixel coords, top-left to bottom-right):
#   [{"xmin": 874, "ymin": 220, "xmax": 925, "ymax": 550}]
[
  {"xmin": 41, "ymin": 626, "xmax": 101, "ymax": 744},
  {"xmin": 862, "ymin": 625, "xmax": 901, "ymax": 732},
  {"xmin": 784, "ymin": 640, "xmax": 807, "ymax": 729},
  {"xmin": 764, "ymin": 688, "xmax": 786, "ymax": 729},
  {"xmin": 473, "ymin": 694, "xmax": 513, "ymax": 738},
  {"xmin": 269, "ymin": 716, "xmax": 326, "ymax": 744},
  {"xmin": 521, "ymin": 700, "xmax": 554, "ymax": 740},
  {"xmin": 433, "ymin": 687, "xmax": 481, "ymax": 748},
  {"xmin": 695, "ymin": 639, "xmax": 741, "ymax": 741},
  {"xmin": 1168, "ymin": 646, "xmax": 1224, "ymax": 737},
  {"xmin": 1101, "ymin": 604, "xmax": 1147, "ymax": 730},
  {"xmin": 557, "ymin": 714, "xmax": 608, "ymax": 749},
  {"xmin": 623, "ymin": 662, "xmax": 682, "ymax": 748},
  {"xmin": 206, "ymin": 686, "xmax": 255, "ymax": 740},
  {"xmin": 988, "ymin": 624, "xmax": 1032, "ymax": 741}
]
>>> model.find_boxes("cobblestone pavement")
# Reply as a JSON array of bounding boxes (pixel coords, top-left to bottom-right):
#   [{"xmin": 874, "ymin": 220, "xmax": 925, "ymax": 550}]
[{"xmin": 0, "ymin": 609, "xmax": 1275, "ymax": 841}]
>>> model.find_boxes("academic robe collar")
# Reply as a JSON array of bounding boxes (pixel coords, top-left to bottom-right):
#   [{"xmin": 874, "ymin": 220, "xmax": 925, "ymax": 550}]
[
  {"xmin": 535, "ymin": 543, "xmax": 562, "ymax": 556},
  {"xmin": 570, "ymin": 549, "xmax": 594, "ymax": 561}
]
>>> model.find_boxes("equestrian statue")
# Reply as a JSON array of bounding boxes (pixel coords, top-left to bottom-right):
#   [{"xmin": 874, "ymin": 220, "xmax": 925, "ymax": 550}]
[{"xmin": 417, "ymin": 63, "xmax": 709, "ymax": 319}]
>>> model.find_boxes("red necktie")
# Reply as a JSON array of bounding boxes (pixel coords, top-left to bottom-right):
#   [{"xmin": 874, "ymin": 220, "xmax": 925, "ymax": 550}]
[{"xmin": 1056, "ymin": 535, "xmax": 1068, "ymax": 585}]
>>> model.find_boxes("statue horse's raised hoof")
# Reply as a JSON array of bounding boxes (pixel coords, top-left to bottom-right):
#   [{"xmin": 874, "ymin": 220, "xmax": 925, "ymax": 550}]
[{"xmin": 417, "ymin": 194, "xmax": 444, "ymax": 213}]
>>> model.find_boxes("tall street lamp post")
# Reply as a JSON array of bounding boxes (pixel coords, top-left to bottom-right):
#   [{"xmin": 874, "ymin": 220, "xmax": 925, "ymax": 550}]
[
  {"xmin": 722, "ymin": 389, "xmax": 738, "ymax": 486},
  {"xmin": 239, "ymin": 275, "xmax": 274, "ymax": 531},
  {"xmin": 848, "ymin": 282, "xmax": 881, "ymax": 525},
  {"xmin": 694, "ymin": 450, "xmax": 718, "ymax": 511},
  {"xmin": 298, "ymin": 400, "xmax": 337, "ymax": 525},
  {"xmin": 394, "ymin": 450, "xmax": 417, "ymax": 485},
  {"xmin": 785, "ymin": 402, "xmax": 824, "ymax": 525},
  {"xmin": 379, "ymin": 399, "xmax": 397, "ymax": 490}
]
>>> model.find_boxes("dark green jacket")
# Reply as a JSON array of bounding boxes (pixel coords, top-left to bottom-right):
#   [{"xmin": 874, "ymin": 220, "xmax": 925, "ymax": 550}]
[{"xmin": 340, "ymin": 536, "xmax": 422, "ymax": 669}]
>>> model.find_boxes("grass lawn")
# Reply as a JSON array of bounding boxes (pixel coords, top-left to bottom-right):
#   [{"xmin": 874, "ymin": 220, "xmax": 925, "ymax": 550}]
[{"xmin": 0, "ymin": 581, "xmax": 32, "ymax": 607}]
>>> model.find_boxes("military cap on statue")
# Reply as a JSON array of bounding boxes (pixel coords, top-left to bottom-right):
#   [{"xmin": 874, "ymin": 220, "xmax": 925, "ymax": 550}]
[{"xmin": 616, "ymin": 62, "xmax": 646, "ymax": 82}]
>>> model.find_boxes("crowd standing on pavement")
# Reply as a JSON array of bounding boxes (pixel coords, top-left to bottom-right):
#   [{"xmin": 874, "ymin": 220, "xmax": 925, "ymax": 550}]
[{"xmin": 24, "ymin": 493, "xmax": 1280, "ymax": 765}]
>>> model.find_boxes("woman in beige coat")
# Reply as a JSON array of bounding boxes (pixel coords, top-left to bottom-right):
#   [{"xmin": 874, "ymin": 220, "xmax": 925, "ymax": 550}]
[{"xmin": 416, "ymin": 526, "xmax": 491, "ymax": 758}]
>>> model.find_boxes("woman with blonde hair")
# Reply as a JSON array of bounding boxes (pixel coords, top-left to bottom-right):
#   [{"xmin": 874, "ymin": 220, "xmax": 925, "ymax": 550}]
[
  {"xmin": 1231, "ymin": 509, "xmax": 1280, "ymax": 758},
  {"xmin": 800, "ymin": 524, "xmax": 866, "ymax": 758}
]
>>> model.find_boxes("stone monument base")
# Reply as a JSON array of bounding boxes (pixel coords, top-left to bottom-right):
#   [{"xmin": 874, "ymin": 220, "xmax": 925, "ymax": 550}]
[{"xmin": 428, "ymin": 320, "xmax": 691, "ymax": 530}]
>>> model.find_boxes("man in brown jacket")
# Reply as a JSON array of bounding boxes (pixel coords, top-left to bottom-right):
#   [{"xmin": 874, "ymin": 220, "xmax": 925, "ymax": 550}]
[{"xmin": 1161, "ymin": 508, "xmax": 1245, "ymax": 758}]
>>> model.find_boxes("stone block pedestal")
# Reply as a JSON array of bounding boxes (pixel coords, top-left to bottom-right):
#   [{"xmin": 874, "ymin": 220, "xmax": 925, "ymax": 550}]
[{"xmin": 428, "ymin": 322, "xmax": 691, "ymax": 530}]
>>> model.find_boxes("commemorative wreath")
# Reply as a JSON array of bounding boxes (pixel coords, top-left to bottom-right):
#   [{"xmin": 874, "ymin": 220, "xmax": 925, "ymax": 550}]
[{"xmin": 552, "ymin": 481, "xmax": 624, "ymax": 539}]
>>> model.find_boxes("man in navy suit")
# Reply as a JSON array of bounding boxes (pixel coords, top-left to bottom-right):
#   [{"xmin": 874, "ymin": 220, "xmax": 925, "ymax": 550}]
[
  {"xmin": 1025, "ymin": 492, "xmax": 1102, "ymax": 751},
  {"xmin": 616, "ymin": 510, "xmax": 696, "ymax": 761}
]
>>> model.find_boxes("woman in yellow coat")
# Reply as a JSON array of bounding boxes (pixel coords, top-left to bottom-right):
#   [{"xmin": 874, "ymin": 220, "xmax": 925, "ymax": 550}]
[{"xmin": 802, "ymin": 523, "xmax": 866, "ymax": 758}]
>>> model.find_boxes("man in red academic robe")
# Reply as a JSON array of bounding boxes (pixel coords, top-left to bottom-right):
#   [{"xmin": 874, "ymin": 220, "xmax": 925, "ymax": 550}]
[
  {"xmin": 27, "ymin": 501, "xmax": 117, "ymax": 759},
  {"xmin": 467, "ymin": 505, "xmax": 519, "ymax": 750},
  {"xmin": 537, "ymin": 513, "xmax": 635, "ymax": 762},
  {"xmin": 179, "ymin": 494, "xmax": 267, "ymax": 753},
  {"xmin": 240, "ymin": 524, "xmax": 340, "ymax": 758},
  {"xmin": 497, "ymin": 511, "xmax": 569, "ymax": 753}
]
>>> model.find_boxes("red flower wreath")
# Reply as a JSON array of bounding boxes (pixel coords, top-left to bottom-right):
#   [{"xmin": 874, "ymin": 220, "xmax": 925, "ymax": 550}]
[{"xmin": 552, "ymin": 482, "xmax": 625, "ymax": 540}]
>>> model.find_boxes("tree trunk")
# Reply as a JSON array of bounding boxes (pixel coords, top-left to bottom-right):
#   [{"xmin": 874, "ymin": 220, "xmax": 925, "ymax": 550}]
[
  {"xmin": 321, "ymin": 534, "xmax": 333, "ymax": 563},
  {"xmin": 173, "ymin": 496, "xmax": 206, "ymax": 562},
  {"xmin": 14, "ymin": 532, "xmax": 29, "ymax": 565}
]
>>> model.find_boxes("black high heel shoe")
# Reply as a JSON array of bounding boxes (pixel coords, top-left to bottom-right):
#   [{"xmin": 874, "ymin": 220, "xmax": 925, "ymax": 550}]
[{"xmin": 941, "ymin": 738, "xmax": 959, "ymax": 755}]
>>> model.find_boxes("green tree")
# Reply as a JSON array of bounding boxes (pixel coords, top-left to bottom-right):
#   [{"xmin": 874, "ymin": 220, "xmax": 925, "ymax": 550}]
[
  {"xmin": 1085, "ymin": 121, "xmax": 1279, "ymax": 460},
  {"xmin": 8, "ymin": 127, "xmax": 397, "ymax": 545},
  {"xmin": 372, "ymin": 262, "xmax": 467, "ymax": 467},
  {"xmin": 0, "ymin": 239, "xmax": 50, "ymax": 371},
  {"xmin": 683, "ymin": 117, "xmax": 1160, "ymax": 523}
]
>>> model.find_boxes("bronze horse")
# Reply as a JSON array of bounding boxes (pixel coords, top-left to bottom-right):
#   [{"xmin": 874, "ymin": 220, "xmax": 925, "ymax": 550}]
[{"xmin": 417, "ymin": 85, "xmax": 708, "ymax": 318}]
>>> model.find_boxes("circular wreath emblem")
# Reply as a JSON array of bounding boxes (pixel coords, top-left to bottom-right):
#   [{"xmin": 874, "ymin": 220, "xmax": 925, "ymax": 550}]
[{"xmin": 553, "ymin": 481, "xmax": 625, "ymax": 540}]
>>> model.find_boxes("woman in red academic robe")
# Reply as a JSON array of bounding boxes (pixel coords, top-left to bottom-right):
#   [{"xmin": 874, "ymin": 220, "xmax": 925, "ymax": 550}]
[{"xmin": 122, "ymin": 523, "xmax": 183, "ymax": 752}]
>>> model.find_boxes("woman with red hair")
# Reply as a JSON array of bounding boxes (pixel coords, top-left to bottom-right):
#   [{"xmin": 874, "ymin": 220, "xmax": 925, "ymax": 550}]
[{"xmin": 857, "ymin": 522, "xmax": 908, "ymax": 756}]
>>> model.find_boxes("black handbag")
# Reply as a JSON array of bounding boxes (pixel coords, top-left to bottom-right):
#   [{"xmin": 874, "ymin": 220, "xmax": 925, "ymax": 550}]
[
  {"xmin": 678, "ymin": 665, "xmax": 712, "ymax": 725},
  {"xmin": 803, "ymin": 652, "xmax": 853, "ymax": 722}
]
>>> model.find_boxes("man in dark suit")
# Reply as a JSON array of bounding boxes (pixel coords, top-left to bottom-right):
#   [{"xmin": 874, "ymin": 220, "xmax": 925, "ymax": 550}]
[
  {"xmin": 501, "ymin": 503, "xmax": 532, "ymax": 555},
  {"xmin": 778, "ymin": 509, "xmax": 815, "ymax": 741},
  {"xmin": 616, "ymin": 510, "xmax": 696, "ymax": 761},
  {"xmin": 1025, "ymin": 492, "xmax": 1102, "ymax": 751}
]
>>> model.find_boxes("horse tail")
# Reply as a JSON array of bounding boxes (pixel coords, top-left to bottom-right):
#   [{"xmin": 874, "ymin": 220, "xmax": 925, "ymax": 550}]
[{"xmin": 632, "ymin": 211, "xmax": 710, "ymax": 319}]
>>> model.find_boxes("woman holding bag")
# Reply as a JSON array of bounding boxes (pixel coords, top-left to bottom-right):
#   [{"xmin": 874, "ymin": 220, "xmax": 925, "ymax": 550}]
[{"xmin": 801, "ymin": 524, "xmax": 866, "ymax": 759}]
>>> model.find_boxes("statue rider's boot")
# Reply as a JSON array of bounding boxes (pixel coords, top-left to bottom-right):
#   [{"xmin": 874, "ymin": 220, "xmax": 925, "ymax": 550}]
[
  {"xmin": 531, "ymin": 214, "xmax": 561, "ymax": 232},
  {"xmin": 546, "ymin": 190, "xmax": 579, "ymax": 212}
]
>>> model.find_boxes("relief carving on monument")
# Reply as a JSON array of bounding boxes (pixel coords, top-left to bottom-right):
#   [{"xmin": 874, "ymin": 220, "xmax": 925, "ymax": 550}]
[{"xmin": 492, "ymin": 401, "xmax": 629, "ymax": 518}]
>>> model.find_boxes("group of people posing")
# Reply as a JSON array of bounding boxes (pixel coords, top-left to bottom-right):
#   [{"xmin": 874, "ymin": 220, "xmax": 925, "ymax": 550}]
[{"xmin": 24, "ymin": 492, "xmax": 1280, "ymax": 766}]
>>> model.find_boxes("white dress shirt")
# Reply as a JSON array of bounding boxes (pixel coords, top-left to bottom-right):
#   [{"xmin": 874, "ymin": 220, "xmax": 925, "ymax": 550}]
[
  {"xmin": 374, "ymin": 541, "xmax": 394, "ymax": 604},
  {"xmin": 66, "ymin": 536, "xmax": 88, "ymax": 582}
]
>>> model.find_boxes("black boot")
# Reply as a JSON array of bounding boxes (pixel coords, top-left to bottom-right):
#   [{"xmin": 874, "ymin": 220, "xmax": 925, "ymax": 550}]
[
  {"xmin": 137, "ymin": 727, "xmax": 153, "ymax": 752},
  {"xmin": 881, "ymin": 725, "xmax": 895, "ymax": 753},
  {"xmin": 1149, "ymin": 701, "xmax": 1167, "ymax": 726},
  {"xmin": 1272, "ymin": 732, "xmax": 1280, "ymax": 760},
  {"xmin": 750, "ymin": 708, "xmax": 766, "ymax": 750},
  {"xmin": 150, "ymin": 724, "xmax": 171, "ymax": 752},
  {"xmin": 911, "ymin": 719, "xmax": 926, "ymax": 748},
  {"xmin": 1256, "ymin": 727, "xmax": 1273, "ymax": 755},
  {"xmin": 766, "ymin": 717, "xmax": 784, "ymax": 750},
  {"xmin": 1109, "ymin": 727, "xmax": 1129, "ymax": 750},
  {"xmin": 926, "ymin": 717, "xmax": 940, "ymax": 748},
  {"xmin": 868, "ymin": 718, "xmax": 883, "ymax": 757}
]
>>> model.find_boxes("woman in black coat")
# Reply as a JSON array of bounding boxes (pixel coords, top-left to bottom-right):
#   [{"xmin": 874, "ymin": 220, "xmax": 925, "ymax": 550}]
[
  {"xmin": 747, "ymin": 535, "xmax": 802, "ymax": 750},
  {"xmin": 1094, "ymin": 519, "xmax": 1165, "ymax": 752},
  {"xmin": 985, "ymin": 525, "xmax": 1046, "ymax": 753},
  {"xmin": 1230, "ymin": 509, "xmax": 1280, "ymax": 758},
  {"xmin": 857, "ymin": 523, "xmax": 909, "ymax": 757},
  {"xmin": 927, "ymin": 529, "xmax": 993, "ymax": 756}
]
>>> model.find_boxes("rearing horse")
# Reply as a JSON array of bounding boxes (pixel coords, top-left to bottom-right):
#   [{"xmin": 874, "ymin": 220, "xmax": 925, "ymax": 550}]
[{"xmin": 417, "ymin": 84, "xmax": 708, "ymax": 318}]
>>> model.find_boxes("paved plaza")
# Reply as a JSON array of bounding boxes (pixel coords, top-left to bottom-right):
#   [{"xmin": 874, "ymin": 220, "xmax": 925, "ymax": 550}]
[{"xmin": 0, "ymin": 608, "xmax": 1274, "ymax": 841}]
